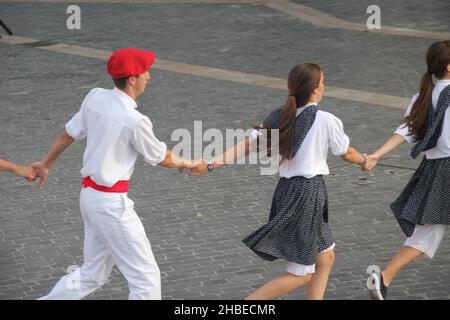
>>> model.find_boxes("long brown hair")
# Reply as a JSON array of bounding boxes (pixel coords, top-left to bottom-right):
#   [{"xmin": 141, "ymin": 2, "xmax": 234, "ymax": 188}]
[
  {"xmin": 253, "ymin": 63, "xmax": 322, "ymax": 162},
  {"xmin": 278, "ymin": 63, "xmax": 322, "ymax": 162},
  {"xmin": 403, "ymin": 40, "xmax": 450, "ymax": 141}
]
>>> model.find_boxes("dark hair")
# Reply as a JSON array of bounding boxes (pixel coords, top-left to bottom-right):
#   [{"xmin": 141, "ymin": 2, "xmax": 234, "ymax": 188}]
[
  {"xmin": 279, "ymin": 63, "xmax": 322, "ymax": 162},
  {"xmin": 254, "ymin": 63, "xmax": 322, "ymax": 162},
  {"xmin": 403, "ymin": 40, "xmax": 450, "ymax": 141},
  {"xmin": 113, "ymin": 74, "xmax": 140, "ymax": 89}
]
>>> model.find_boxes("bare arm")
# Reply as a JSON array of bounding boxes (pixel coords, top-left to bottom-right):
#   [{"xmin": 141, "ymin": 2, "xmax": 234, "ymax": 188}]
[
  {"xmin": 32, "ymin": 131, "xmax": 75, "ymax": 188},
  {"xmin": 0, "ymin": 159, "xmax": 18, "ymax": 172},
  {"xmin": 372, "ymin": 134, "xmax": 406, "ymax": 159},
  {"xmin": 158, "ymin": 149, "xmax": 199, "ymax": 170},
  {"xmin": 0, "ymin": 159, "xmax": 36, "ymax": 180},
  {"xmin": 213, "ymin": 137, "xmax": 252, "ymax": 169},
  {"xmin": 340, "ymin": 146, "xmax": 366, "ymax": 165},
  {"xmin": 189, "ymin": 137, "xmax": 252, "ymax": 175},
  {"xmin": 363, "ymin": 134, "xmax": 406, "ymax": 170}
]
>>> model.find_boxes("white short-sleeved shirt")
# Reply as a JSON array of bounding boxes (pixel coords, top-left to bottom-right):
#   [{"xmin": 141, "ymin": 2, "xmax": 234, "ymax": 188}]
[
  {"xmin": 394, "ymin": 79, "xmax": 450, "ymax": 159},
  {"xmin": 65, "ymin": 87, "xmax": 167, "ymax": 187},
  {"xmin": 251, "ymin": 103, "xmax": 350, "ymax": 178}
]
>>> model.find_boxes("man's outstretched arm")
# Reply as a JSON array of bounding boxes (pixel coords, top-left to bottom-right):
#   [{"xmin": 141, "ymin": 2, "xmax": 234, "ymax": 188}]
[
  {"xmin": 32, "ymin": 131, "xmax": 75, "ymax": 188},
  {"xmin": 158, "ymin": 149, "xmax": 201, "ymax": 170}
]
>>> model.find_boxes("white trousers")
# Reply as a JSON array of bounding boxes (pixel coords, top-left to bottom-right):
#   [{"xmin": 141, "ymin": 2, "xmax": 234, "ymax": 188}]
[
  {"xmin": 404, "ymin": 224, "xmax": 446, "ymax": 259},
  {"xmin": 39, "ymin": 187, "xmax": 161, "ymax": 300}
]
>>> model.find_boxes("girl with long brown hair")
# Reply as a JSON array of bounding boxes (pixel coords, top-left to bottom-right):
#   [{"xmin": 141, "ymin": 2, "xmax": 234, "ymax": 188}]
[
  {"xmin": 192, "ymin": 63, "xmax": 367, "ymax": 299},
  {"xmin": 364, "ymin": 40, "xmax": 450, "ymax": 300}
]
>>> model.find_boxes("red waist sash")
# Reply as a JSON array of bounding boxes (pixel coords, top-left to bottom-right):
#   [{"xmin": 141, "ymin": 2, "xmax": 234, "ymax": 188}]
[{"xmin": 82, "ymin": 177, "xmax": 128, "ymax": 193}]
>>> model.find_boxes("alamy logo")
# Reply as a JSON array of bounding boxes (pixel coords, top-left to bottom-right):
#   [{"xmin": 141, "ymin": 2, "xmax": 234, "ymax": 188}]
[
  {"xmin": 65, "ymin": 265, "xmax": 81, "ymax": 290},
  {"xmin": 66, "ymin": 5, "xmax": 81, "ymax": 30},
  {"xmin": 366, "ymin": 5, "xmax": 381, "ymax": 30},
  {"xmin": 170, "ymin": 121, "xmax": 280, "ymax": 176},
  {"xmin": 366, "ymin": 264, "xmax": 381, "ymax": 289}
]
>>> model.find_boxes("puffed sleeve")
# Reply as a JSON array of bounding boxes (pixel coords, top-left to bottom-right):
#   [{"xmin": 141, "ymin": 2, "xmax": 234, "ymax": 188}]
[
  {"xmin": 394, "ymin": 94, "xmax": 419, "ymax": 144},
  {"xmin": 328, "ymin": 115, "xmax": 350, "ymax": 156},
  {"xmin": 132, "ymin": 116, "xmax": 167, "ymax": 166}
]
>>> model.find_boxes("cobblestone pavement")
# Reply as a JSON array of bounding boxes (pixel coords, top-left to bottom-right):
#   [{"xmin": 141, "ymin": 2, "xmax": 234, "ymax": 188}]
[
  {"xmin": 0, "ymin": 0, "xmax": 449, "ymax": 300},
  {"xmin": 294, "ymin": 0, "xmax": 450, "ymax": 32}
]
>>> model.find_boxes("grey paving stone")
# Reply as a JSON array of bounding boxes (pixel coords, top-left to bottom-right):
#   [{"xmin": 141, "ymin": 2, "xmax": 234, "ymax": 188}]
[{"xmin": 294, "ymin": 0, "xmax": 450, "ymax": 32}]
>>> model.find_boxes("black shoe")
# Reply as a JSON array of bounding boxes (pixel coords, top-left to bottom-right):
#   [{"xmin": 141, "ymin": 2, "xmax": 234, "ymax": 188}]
[{"xmin": 369, "ymin": 272, "xmax": 388, "ymax": 300}]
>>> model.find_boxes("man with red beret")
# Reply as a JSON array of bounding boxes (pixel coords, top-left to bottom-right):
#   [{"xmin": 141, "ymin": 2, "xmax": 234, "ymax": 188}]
[{"xmin": 33, "ymin": 48, "xmax": 197, "ymax": 300}]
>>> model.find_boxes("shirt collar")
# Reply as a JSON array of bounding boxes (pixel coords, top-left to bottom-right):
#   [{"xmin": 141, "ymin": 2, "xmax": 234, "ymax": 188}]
[
  {"xmin": 296, "ymin": 102, "xmax": 318, "ymax": 115},
  {"xmin": 113, "ymin": 87, "xmax": 138, "ymax": 109},
  {"xmin": 435, "ymin": 78, "xmax": 450, "ymax": 86}
]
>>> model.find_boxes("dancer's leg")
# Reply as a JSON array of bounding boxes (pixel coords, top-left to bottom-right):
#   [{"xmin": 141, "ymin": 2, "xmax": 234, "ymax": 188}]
[
  {"xmin": 245, "ymin": 273, "xmax": 312, "ymax": 300},
  {"xmin": 306, "ymin": 249, "xmax": 335, "ymax": 300},
  {"xmin": 382, "ymin": 225, "xmax": 445, "ymax": 286},
  {"xmin": 39, "ymin": 213, "xmax": 114, "ymax": 299},
  {"xmin": 381, "ymin": 246, "xmax": 423, "ymax": 286},
  {"xmin": 92, "ymin": 193, "xmax": 161, "ymax": 300}
]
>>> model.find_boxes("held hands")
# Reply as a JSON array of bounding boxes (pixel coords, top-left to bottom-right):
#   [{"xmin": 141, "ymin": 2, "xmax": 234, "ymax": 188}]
[
  {"xmin": 177, "ymin": 159, "xmax": 209, "ymax": 176},
  {"xmin": 189, "ymin": 160, "xmax": 209, "ymax": 176},
  {"xmin": 361, "ymin": 154, "xmax": 379, "ymax": 171},
  {"xmin": 30, "ymin": 161, "xmax": 50, "ymax": 189},
  {"xmin": 13, "ymin": 164, "xmax": 38, "ymax": 182}
]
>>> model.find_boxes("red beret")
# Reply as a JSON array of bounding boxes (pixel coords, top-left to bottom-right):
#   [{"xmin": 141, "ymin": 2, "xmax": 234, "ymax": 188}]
[{"xmin": 107, "ymin": 48, "xmax": 156, "ymax": 79}]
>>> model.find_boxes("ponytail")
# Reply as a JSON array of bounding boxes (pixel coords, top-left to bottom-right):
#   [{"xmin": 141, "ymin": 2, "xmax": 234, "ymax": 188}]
[
  {"xmin": 252, "ymin": 63, "xmax": 322, "ymax": 162},
  {"xmin": 403, "ymin": 71, "xmax": 433, "ymax": 141},
  {"xmin": 279, "ymin": 95, "xmax": 297, "ymax": 163},
  {"xmin": 251, "ymin": 96, "xmax": 297, "ymax": 160},
  {"xmin": 404, "ymin": 40, "xmax": 450, "ymax": 141}
]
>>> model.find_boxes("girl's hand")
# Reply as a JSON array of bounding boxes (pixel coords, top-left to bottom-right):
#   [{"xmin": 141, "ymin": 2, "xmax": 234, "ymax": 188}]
[
  {"xmin": 189, "ymin": 160, "xmax": 208, "ymax": 176},
  {"xmin": 362, "ymin": 154, "xmax": 379, "ymax": 171},
  {"xmin": 31, "ymin": 161, "xmax": 50, "ymax": 189},
  {"xmin": 13, "ymin": 165, "xmax": 37, "ymax": 181},
  {"xmin": 178, "ymin": 159, "xmax": 204, "ymax": 174}
]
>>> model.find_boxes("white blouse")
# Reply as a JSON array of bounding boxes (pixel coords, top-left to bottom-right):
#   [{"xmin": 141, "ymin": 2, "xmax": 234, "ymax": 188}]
[
  {"xmin": 252, "ymin": 103, "xmax": 350, "ymax": 179},
  {"xmin": 394, "ymin": 79, "xmax": 450, "ymax": 159}
]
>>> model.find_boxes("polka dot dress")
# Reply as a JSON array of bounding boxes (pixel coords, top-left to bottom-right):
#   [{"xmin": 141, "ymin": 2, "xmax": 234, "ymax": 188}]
[
  {"xmin": 243, "ymin": 175, "xmax": 334, "ymax": 265},
  {"xmin": 243, "ymin": 104, "xmax": 334, "ymax": 266},
  {"xmin": 392, "ymin": 85, "xmax": 450, "ymax": 237},
  {"xmin": 391, "ymin": 156, "xmax": 450, "ymax": 237}
]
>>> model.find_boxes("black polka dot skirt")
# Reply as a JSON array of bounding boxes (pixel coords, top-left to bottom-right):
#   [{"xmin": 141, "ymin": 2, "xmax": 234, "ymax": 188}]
[
  {"xmin": 242, "ymin": 175, "xmax": 334, "ymax": 266},
  {"xmin": 391, "ymin": 156, "xmax": 450, "ymax": 237}
]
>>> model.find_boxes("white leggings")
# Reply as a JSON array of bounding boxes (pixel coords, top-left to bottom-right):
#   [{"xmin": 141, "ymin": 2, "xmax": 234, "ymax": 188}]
[
  {"xmin": 404, "ymin": 224, "xmax": 446, "ymax": 259},
  {"xmin": 286, "ymin": 243, "xmax": 336, "ymax": 276}
]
